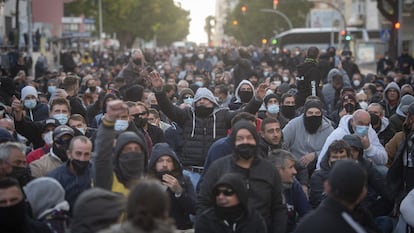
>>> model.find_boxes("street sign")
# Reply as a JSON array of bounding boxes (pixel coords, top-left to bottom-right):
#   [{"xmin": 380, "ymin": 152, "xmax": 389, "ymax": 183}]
[{"xmin": 380, "ymin": 29, "xmax": 390, "ymax": 41}]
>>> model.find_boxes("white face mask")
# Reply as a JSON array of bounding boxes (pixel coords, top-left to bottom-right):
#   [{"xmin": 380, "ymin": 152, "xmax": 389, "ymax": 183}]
[
  {"xmin": 114, "ymin": 120, "xmax": 129, "ymax": 131},
  {"xmin": 353, "ymin": 80, "xmax": 361, "ymax": 87},
  {"xmin": 274, "ymin": 81, "xmax": 282, "ymax": 87},
  {"xmin": 53, "ymin": 114, "xmax": 68, "ymax": 125},
  {"xmin": 42, "ymin": 131, "xmax": 53, "ymax": 145},
  {"xmin": 359, "ymin": 101, "xmax": 368, "ymax": 110},
  {"xmin": 282, "ymin": 76, "xmax": 289, "ymax": 82},
  {"xmin": 76, "ymin": 127, "xmax": 86, "ymax": 135},
  {"xmin": 24, "ymin": 99, "xmax": 37, "ymax": 109}
]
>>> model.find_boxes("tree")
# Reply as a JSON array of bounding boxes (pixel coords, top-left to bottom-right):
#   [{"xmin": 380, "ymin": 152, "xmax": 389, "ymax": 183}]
[
  {"xmin": 223, "ymin": 0, "xmax": 311, "ymax": 46},
  {"xmin": 204, "ymin": 16, "xmax": 215, "ymax": 46},
  {"xmin": 65, "ymin": 0, "xmax": 190, "ymax": 48}
]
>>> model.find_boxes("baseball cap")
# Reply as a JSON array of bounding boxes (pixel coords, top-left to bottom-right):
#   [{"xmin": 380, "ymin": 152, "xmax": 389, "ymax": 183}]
[
  {"xmin": 43, "ymin": 118, "xmax": 60, "ymax": 132},
  {"xmin": 53, "ymin": 125, "xmax": 74, "ymax": 141}
]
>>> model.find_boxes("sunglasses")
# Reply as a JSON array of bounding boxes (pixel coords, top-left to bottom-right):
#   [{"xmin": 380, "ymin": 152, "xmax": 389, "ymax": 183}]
[
  {"xmin": 133, "ymin": 112, "xmax": 148, "ymax": 118},
  {"xmin": 214, "ymin": 188, "xmax": 235, "ymax": 196}
]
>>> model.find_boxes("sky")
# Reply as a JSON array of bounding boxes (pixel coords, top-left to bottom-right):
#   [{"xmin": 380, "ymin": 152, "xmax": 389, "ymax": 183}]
[{"xmin": 176, "ymin": 0, "xmax": 216, "ymax": 45}]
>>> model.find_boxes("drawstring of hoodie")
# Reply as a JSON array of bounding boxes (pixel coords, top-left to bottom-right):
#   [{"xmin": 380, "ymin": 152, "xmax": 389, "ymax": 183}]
[
  {"xmin": 29, "ymin": 109, "xmax": 34, "ymax": 121},
  {"xmin": 191, "ymin": 110, "xmax": 196, "ymax": 137},
  {"xmin": 213, "ymin": 112, "xmax": 216, "ymax": 139}
]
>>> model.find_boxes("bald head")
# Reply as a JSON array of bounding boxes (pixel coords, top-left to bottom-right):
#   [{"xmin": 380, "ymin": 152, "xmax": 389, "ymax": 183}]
[{"xmin": 352, "ymin": 109, "xmax": 371, "ymax": 127}]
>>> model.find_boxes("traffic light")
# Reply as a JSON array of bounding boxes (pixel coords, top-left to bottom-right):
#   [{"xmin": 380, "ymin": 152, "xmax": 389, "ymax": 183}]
[
  {"xmin": 340, "ymin": 30, "xmax": 346, "ymax": 36},
  {"xmin": 271, "ymin": 38, "xmax": 278, "ymax": 45},
  {"xmin": 273, "ymin": 0, "xmax": 279, "ymax": 9},
  {"xmin": 394, "ymin": 22, "xmax": 401, "ymax": 30},
  {"xmin": 262, "ymin": 38, "xmax": 268, "ymax": 45},
  {"xmin": 241, "ymin": 4, "xmax": 247, "ymax": 14},
  {"xmin": 232, "ymin": 20, "xmax": 238, "ymax": 25},
  {"xmin": 345, "ymin": 34, "xmax": 352, "ymax": 41}
]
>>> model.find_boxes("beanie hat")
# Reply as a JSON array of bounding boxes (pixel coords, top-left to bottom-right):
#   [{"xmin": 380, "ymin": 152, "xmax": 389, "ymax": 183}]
[
  {"xmin": 399, "ymin": 95, "xmax": 414, "ymax": 113},
  {"xmin": 341, "ymin": 93, "xmax": 356, "ymax": 103},
  {"xmin": 23, "ymin": 177, "xmax": 66, "ymax": 219},
  {"xmin": 342, "ymin": 134, "xmax": 363, "ymax": 159},
  {"xmin": 21, "ymin": 86, "xmax": 38, "ymax": 100},
  {"xmin": 278, "ymin": 83, "xmax": 290, "ymax": 94},
  {"xmin": 328, "ymin": 160, "xmax": 366, "ymax": 203},
  {"xmin": 178, "ymin": 88, "xmax": 194, "ymax": 104},
  {"xmin": 193, "ymin": 87, "xmax": 219, "ymax": 107},
  {"xmin": 408, "ymin": 102, "xmax": 414, "ymax": 116},
  {"xmin": 124, "ymin": 84, "xmax": 144, "ymax": 102},
  {"xmin": 71, "ymin": 188, "xmax": 126, "ymax": 233},
  {"xmin": 304, "ymin": 99, "xmax": 323, "ymax": 113},
  {"xmin": 0, "ymin": 128, "xmax": 13, "ymax": 143},
  {"xmin": 264, "ymin": 93, "xmax": 280, "ymax": 107},
  {"xmin": 230, "ymin": 120, "xmax": 259, "ymax": 146}
]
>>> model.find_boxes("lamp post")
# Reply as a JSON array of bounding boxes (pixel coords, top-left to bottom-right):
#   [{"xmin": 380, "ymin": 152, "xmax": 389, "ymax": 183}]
[
  {"xmin": 260, "ymin": 8, "xmax": 293, "ymax": 30},
  {"xmin": 98, "ymin": 0, "xmax": 103, "ymax": 51}
]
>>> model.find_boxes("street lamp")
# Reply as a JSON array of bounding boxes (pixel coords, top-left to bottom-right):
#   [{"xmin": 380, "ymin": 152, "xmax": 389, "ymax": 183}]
[{"xmin": 260, "ymin": 9, "xmax": 293, "ymax": 30}]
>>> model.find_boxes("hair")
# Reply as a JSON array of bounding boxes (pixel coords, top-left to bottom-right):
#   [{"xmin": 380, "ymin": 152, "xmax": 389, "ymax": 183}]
[
  {"xmin": 215, "ymin": 84, "xmax": 228, "ymax": 96},
  {"xmin": 327, "ymin": 140, "xmax": 351, "ymax": 158},
  {"xmin": 69, "ymin": 114, "xmax": 86, "ymax": 124},
  {"xmin": 0, "ymin": 177, "xmax": 21, "ymax": 190},
  {"xmin": 63, "ymin": 75, "xmax": 80, "ymax": 91},
  {"xmin": 148, "ymin": 108, "xmax": 160, "ymax": 119},
  {"xmin": 127, "ymin": 179, "xmax": 170, "ymax": 231},
  {"xmin": 68, "ymin": 136, "xmax": 91, "ymax": 151},
  {"xmin": 281, "ymin": 93, "xmax": 295, "ymax": 104},
  {"xmin": 136, "ymin": 101, "xmax": 149, "ymax": 113},
  {"xmin": 365, "ymin": 83, "xmax": 377, "ymax": 95},
  {"xmin": 164, "ymin": 84, "xmax": 176, "ymax": 93},
  {"xmin": 50, "ymin": 97, "xmax": 71, "ymax": 113},
  {"xmin": 367, "ymin": 102, "xmax": 384, "ymax": 115},
  {"xmin": 126, "ymin": 101, "xmax": 138, "ymax": 108},
  {"xmin": 261, "ymin": 117, "xmax": 280, "ymax": 132},
  {"xmin": 231, "ymin": 112, "xmax": 256, "ymax": 127},
  {"xmin": 268, "ymin": 149, "xmax": 297, "ymax": 169},
  {"xmin": 307, "ymin": 46, "xmax": 319, "ymax": 59},
  {"xmin": 0, "ymin": 142, "xmax": 26, "ymax": 161}
]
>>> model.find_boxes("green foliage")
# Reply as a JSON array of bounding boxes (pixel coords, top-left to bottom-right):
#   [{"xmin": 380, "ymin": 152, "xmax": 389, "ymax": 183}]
[
  {"xmin": 65, "ymin": 0, "xmax": 190, "ymax": 48},
  {"xmin": 224, "ymin": 0, "xmax": 311, "ymax": 45}
]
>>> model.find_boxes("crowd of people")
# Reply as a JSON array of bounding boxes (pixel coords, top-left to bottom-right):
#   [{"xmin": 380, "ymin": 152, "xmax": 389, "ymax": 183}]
[{"xmin": 0, "ymin": 43, "xmax": 414, "ymax": 233}]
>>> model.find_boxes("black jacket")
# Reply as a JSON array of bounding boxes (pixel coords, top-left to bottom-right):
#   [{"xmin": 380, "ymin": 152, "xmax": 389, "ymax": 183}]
[
  {"xmin": 155, "ymin": 90, "xmax": 262, "ymax": 167},
  {"xmin": 197, "ymin": 155, "xmax": 287, "ymax": 233},
  {"xmin": 148, "ymin": 143, "xmax": 196, "ymax": 230},
  {"xmin": 293, "ymin": 197, "xmax": 380, "ymax": 233},
  {"xmin": 295, "ymin": 61, "xmax": 322, "ymax": 107}
]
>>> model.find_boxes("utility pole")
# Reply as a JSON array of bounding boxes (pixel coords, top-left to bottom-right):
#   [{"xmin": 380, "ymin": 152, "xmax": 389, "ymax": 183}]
[
  {"xmin": 397, "ymin": 0, "xmax": 403, "ymax": 56},
  {"xmin": 27, "ymin": 0, "xmax": 33, "ymax": 75},
  {"xmin": 98, "ymin": 0, "xmax": 103, "ymax": 51}
]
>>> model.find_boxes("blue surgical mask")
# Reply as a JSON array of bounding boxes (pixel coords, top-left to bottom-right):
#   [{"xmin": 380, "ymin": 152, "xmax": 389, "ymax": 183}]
[
  {"xmin": 48, "ymin": 86, "xmax": 56, "ymax": 94},
  {"xmin": 267, "ymin": 104, "xmax": 280, "ymax": 114},
  {"xmin": 194, "ymin": 81, "xmax": 203, "ymax": 87},
  {"xmin": 114, "ymin": 120, "xmax": 129, "ymax": 131},
  {"xmin": 183, "ymin": 97, "xmax": 194, "ymax": 105},
  {"xmin": 355, "ymin": 125, "xmax": 369, "ymax": 137},
  {"xmin": 24, "ymin": 99, "xmax": 37, "ymax": 109},
  {"xmin": 53, "ymin": 114, "xmax": 68, "ymax": 125}
]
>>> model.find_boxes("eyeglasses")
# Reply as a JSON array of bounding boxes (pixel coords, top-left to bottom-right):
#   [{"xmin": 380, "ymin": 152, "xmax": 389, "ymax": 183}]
[
  {"xmin": 133, "ymin": 112, "xmax": 148, "ymax": 118},
  {"xmin": 214, "ymin": 188, "xmax": 235, "ymax": 196}
]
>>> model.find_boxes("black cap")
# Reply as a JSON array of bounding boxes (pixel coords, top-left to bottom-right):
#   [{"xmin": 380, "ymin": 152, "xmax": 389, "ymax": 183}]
[
  {"xmin": 53, "ymin": 125, "xmax": 75, "ymax": 141},
  {"xmin": 43, "ymin": 118, "xmax": 60, "ymax": 132}
]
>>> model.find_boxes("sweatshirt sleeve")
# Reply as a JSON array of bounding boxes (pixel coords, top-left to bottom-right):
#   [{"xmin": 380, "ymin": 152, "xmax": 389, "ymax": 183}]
[
  {"xmin": 154, "ymin": 90, "xmax": 187, "ymax": 126},
  {"xmin": 400, "ymin": 189, "xmax": 414, "ymax": 227},
  {"xmin": 364, "ymin": 128, "xmax": 388, "ymax": 165},
  {"xmin": 93, "ymin": 123, "xmax": 117, "ymax": 190}
]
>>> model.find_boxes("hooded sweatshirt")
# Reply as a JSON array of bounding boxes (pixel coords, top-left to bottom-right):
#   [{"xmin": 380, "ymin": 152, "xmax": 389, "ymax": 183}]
[
  {"xmin": 229, "ymin": 80, "xmax": 255, "ymax": 110},
  {"xmin": 148, "ymin": 143, "xmax": 196, "ymax": 230},
  {"xmin": 380, "ymin": 82, "xmax": 401, "ymax": 118},
  {"xmin": 321, "ymin": 68, "xmax": 351, "ymax": 115},
  {"xmin": 316, "ymin": 115, "xmax": 388, "ymax": 169}
]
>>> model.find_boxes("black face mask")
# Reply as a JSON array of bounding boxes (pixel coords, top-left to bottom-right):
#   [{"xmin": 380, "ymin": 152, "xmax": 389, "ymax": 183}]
[
  {"xmin": 134, "ymin": 118, "xmax": 148, "ymax": 128},
  {"xmin": 370, "ymin": 113, "xmax": 381, "ymax": 132},
  {"xmin": 133, "ymin": 58, "xmax": 142, "ymax": 66},
  {"xmin": 53, "ymin": 143, "xmax": 69, "ymax": 162},
  {"xmin": 150, "ymin": 104, "xmax": 160, "ymax": 112},
  {"xmin": 281, "ymin": 105, "xmax": 296, "ymax": 119},
  {"xmin": 0, "ymin": 200, "xmax": 27, "ymax": 231},
  {"xmin": 156, "ymin": 170, "xmax": 171, "ymax": 181},
  {"xmin": 116, "ymin": 152, "xmax": 145, "ymax": 183},
  {"xmin": 234, "ymin": 144, "xmax": 257, "ymax": 160},
  {"xmin": 195, "ymin": 105, "xmax": 214, "ymax": 118},
  {"xmin": 215, "ymin": 203, "xmax": 245, "ymax": 222},
  {"xmin": 344, "ymin": 103, "xmax": 355, "ymax": 113},
  {"xmin": 71, "ymin": 159, "xmax": 89, "ymax": 175},
  {"xmin": 88, "ymin": 86, "xmax": 96, "ymax": 92},
  {"xmin": 10, "ymin": 166, "xmax": 26, "ymax": 180},
  {"xmin": 304, "ymin": 115, "xmax": 322, "ymax": 134},
  {"xmin": 238, "ymin": 91, "xmax": 253, "ymax": 103}
]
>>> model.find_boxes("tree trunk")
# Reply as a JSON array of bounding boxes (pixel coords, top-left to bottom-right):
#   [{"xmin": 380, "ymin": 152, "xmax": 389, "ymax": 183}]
[{"xmin": 377, "ymin": 0, "xmax": 399, "ymax": 59}]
